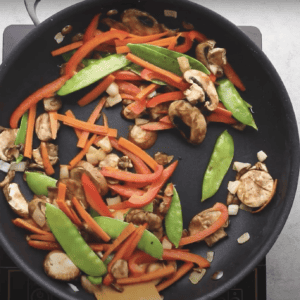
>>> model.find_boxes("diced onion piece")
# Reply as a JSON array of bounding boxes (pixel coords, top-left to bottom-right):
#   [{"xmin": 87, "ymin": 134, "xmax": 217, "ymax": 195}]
[
  {"xmin": 54, "ymin": 32, "xmax": 65, "ymax": 44},
  {"xmin": 147, "ymin": 90, "xmax": 157, "ymax": 99},
  {"xmin": 106, "ymin": 195, "xmax": 122, "ymax": 206},
  {"xmin": 237, "ymin": 232, "xmax": 250, "ymax": 244},
  {"xmin": 177, "ymin": 56, "xmax": 191, "ymax": 74},
  {"xmin": 228, "ymin": 204, "xmax": 239, "ymax": 216},
  {"xmin": 113, "ymin": 211, "xmax": 125, "ymax": 221},
  {"xmin": 87, "ymin": 146, "xmax": 98, "ymax": 155},
  {"xmin": 211, "ymin": 271, "xmax": 223, "ymax": 280},
  {"xmin": 10, "ymin": 161, "xmax": 27, "ymax": 172},
  {"xmin": 86, "ymin": 152, "xmax": 100, "ymax": 166},
  {"xmin": 106, "ymin": 82, "xmax": 119, "ymax": 97},
  {"xmin": 60, "ymin": 165, "xmax": 69, "ymax": 179},
  {"xmin": 206, "ymin": 251, "xmax": 214, "ymax": 263},
  {"xmin": 164, "ymin": 9, "xmax": 177, "ymax": 18},
  {"xmin": 95, "ymin": 136, "xmax": 112, "ymax": 153},
  {"xmin": 239, "ymin": 203, "xmax": 253, "ymax": 212},
  {"xmin": 95, "ymin": 149, "xmax": 107, "ymax": 162},
  {"xmin": 106, "ymin": 94, "xmax": 122, "ymax": 107},
  {"xmin": 68, "ymin": 283, "xmax": 79, "ymax": 292},
  {"xmin": 233, "ymin": 162, "xmax": 251, "ymax": 172},
  {"xmin": 189, "ymin": 269, "xmax": 206, "ymax": 284},
  {"xmin": 97, "ymin": 251, "xmax": 104, "ymax": 258},
  {"xmin": 257, "ymin": 150, "xmax": 267, "ymax": 162},
  {"xmin": 135, "ymin": 118, "xmax": 149, "ymax": 126},
  {"xmin": 0, "ymin": 160, "xmax": 11, "ymax": 173},
  {"xmin": 227, "ymin": 180, "xmax": 240, "ymax": 194},
  {"xmin": 162, "ymin": 237, "xmax": 173, "ymax": 249}
]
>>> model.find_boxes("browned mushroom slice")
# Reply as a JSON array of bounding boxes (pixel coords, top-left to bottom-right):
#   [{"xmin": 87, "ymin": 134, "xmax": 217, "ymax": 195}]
[
  {"xmin": 195, "ymin": 40, "xmax": 216, "ymax": 69},
  {"xmin": 35, "ymin": 113, "xmax": 52, "ymax": 142},
  {"xmin": 101, "ymin": 17, "xmax": 130, "ymax": 32},
  {"xmin": 43, "ymin": 96, "xmax": 62, "ymax": 112},
  {"xmin": 3, "ymin": 183, "xmax": 29, "ymax": 218},
  {"xmin": 28, "ymin": 197, "xmax": 51, "ymax": 231},
  {"xmin": 148, "ymin": 103, "xmax": 170, "ymax": 121},
  {"xmin": 168, "ymin": 100, "xmax": 207, "ymax": 144},
  {"xmin": 207, "ymin": 48, "xmax": 227, "ymax": 77},
  {"xmin": 0, "ymin": 170, "xmax": 15, "ymax": 188},
  {"xmin": 111, "ymin": 259, "xmax": 129, "ymax": 279},
  {"xmin": 121, "ymin": 9, "xmax": 164, "ymax": 36},
  {"xmin": 154, "ymin": 152, "xmax": 174, "ymax": 166},
  {"xmin": 32, "ymin": 143, "xmax": 59, "ymax": 167},
  {"xmin": 236, "ymin": 170, "xmax": 275, "ymax": 208},
  {"xmin": 188, "ymin": 207, "xmax": 228, "ymax": 247},
  {"xmin": 128, "ymin": 125, "xmax": 157, "ymax": 150},
  {"xmin": 0, "ymin": 129, "xmax": 19, "ymax": 162}
]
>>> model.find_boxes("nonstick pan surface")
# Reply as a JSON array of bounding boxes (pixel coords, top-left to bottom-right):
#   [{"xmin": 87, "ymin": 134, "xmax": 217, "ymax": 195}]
[{"xmin": 0, "ymin": 0, "xmax": 299, "ymax": 299}]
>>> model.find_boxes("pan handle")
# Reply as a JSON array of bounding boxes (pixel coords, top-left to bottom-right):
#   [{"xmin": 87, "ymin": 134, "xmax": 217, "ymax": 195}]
[{"xmin": 24, "ymin": 0, "xmax": 41, "ymax": 26}]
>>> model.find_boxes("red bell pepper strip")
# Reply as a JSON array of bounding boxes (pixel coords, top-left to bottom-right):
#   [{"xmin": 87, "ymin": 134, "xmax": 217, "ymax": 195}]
[
  {"xmin": 108, "ymin": 184, "xmax": 145, "ymax": 198},
  {"xmin": 179, "ymin": 202, "xmax": 228, "ymax": 246},
  {"xmin": 128, "ymin": 250, "xmax": 158, "ymax": 277},
  {"xmin": 115, "ymin": 32, "xmax": 168, "ymax": 47},
  {"xmin": 146, "ymin": 91, "xmax": 185, "ymax": 108},
  {"xmin": 113, "ymin": 70, "xmax": 143, "ymax": 81},
  {"xmin": 140, "ymin": 122, "xmax": 175, "ymax": 131},
  {"xmin": 188, "ymin": 30, "xmax": 208, "ymax": 43},
  {"xmin": 65, "ymin": 30, "xmax": 129, "ymax": 76},
  {"xmin": 126, "ymin": 99, "xmax": 147, "ymax": 115},
  {"xmin": 115, "ymin": 80, "xmax": 141, "ymax": 96},
  {"xmin": 83, "ymin": 13, "xmax": 101, "ymax": 44},
  {"xmin": 223, "ymin": 63, "xmax": 246, "ymax": 92},
  {"xmin": 173, "ymin": 32, "xmax": 193, "ymax": 53},
  {"xmin": 81, "ymin": 173, "xmax": 113, "ymax": 217},
  {"xmin": 100, "ymin": 164, "xmax": 163, "ymax": 183},
  {"xmin": 159, "ymin": 115, "xmax": 173, "ymax": 125},
  {"xmin": 120, "ymin": 93, "xmax": 136, "ymax": 100},
  {"xmin": 10, "ymin": 75, "xmax": 70, "ymax": 129}
]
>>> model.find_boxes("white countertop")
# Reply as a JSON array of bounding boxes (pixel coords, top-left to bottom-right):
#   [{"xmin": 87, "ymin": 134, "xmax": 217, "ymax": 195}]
[{"xmin": 0, "ymin": 1, "xmax": 299, "ymax": 299}]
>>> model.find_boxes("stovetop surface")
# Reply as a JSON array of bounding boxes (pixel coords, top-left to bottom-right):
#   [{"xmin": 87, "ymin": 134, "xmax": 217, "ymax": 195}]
[{"xmin": 0, "ymin": 25, "xmax": 265, "ymax": 300}]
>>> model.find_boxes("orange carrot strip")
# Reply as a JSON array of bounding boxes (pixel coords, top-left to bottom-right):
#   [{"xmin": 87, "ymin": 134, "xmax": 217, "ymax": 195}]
[
  {"xmin": 102, "ymin": 223, "xmax": 136, "ymax": 261},
  {"xmin": 118, "ymin": 137, "xmax": 158, "ymax": 171},
  {"xmin": 146, "ymin": 91, "xmax": 184, "ymax": 108},
  {"xmin": 64, "ymin": 110, "xmax": 82, "ymax": 138},
  {"xmin": 122, "ymin": 223, "xmax": 147, "ymax": 260},
  {"xmin": 115, "ymin": 32, "xmax": 168, "ymax": 46},
  {"xmin": 51, "ymin": 41, "xmax": 84, "ymax": 57},
  {"xmin": 135, "ymin": 83, "xmax": 159, "ymax": 101},
  {"xmin": 68, "ymin": 134, "xmax": 98, "ymax": 169},
  {"xmin": 77, "ymin": 96, "xmax": 107, "ymax": 148},
  {"xmin": 49, "ymin": 112, "xmax": 58, "ymax": 140},
  {"xmin": 117, "ymin": 265, "xmax": 175, "ymax": 285},
  {"xmin": 147, "ymin": 36, "xmax": 179, "ymax": 47},
  {"xmin": 77, "ymin": 74, "xmax": 115, "ymax": 107},
  {"xmin": 116, "ymin": 46, "xmax": 131, "ymax": 54},
  {"xmin": 223, "ymin": 63, "xmax": 246, "ymax": 92},
  {"xmin": 89, "ymin": 243, "xmax": 111, "ymax": 252},
  {"xmin": 113, "ymin": 71, "xmax": 142, "ymax": 81},
  {"xmin": 103, "ymin": 273, "xmax": 114, "ymax": 286},
  {"xmin": 140, "ymin": 122, "xmax": 175, "ymax": 131},
  {"xmin": 29, "ymin": 233, "xmax": 56, "ymax": 242},
  {"xmin": 23, "ymin": 105, "xmax": 37, "ymax": 159},
  {"xmin": 126, "ymin": 99, "xmax": 147, "ymax": 115},
  {"xmin": 40, "ymin": 142, "xmax": 55, "ymax": 175},
  {"xmin": 71, "ymin": 196, "xmax": 111, "ymax": 242},
  {"xmin": 28, "ymin": 240, "xmax": 62, "ymax": 251},
  {"xmin": 156, "ymin": 262, "xmax": 194, "ymax": 292},
  {"xmin": 69, "ymin": 207, "xmax": 83, "ymax": 226},
  {"xmin": 159, "ymin": 115, "xmax": 173, "ymax": 125},
  {"xmin": 119, "ymin": 93, "xmax": 136, "ymax": 100},
  {"xmin": 126, "ymin": 53, "xmax": 182, "ymax": 84},
  {"xmin": 12, "ymin": 218, "xmax": 50, "ymax": 235}
]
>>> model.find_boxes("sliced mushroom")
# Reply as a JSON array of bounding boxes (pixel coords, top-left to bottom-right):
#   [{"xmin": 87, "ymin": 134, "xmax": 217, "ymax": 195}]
[
  {"xmin": 121, "ymin": 105, "xmax": 143, "ymax": 120},
  {"xmin": 101, "ymin": 17, "xmax": 130, "ymax": 32},
  {"xmin": 3, "ymin": 183, "xmax": 29, "ymax": 218},
  {"xmin": 168, "ymin": 100, "xmax": 207, "ymax": 144},
  {"xmin": 183, "ymin": 83, "xmax": 205, "ymax": 105},
  {"xmin": 154, "ymin": 152, "xmax": 174, "ymax": 166},
  {"xmin": 111, "ymin": 259, "xmax": 129, "ymax": 279},
  {"xmin": 28, "ymin": 197, "xmax": 51, "ymax": 231},
  {"xmin": 43, "ymin": 96, "xmax": 62, "ymax": 112},
  {"xmin": 128, "ymin": 125, "xmax": 157, "ymax": 150},
  {"xmin": 195, "ymin": 40, "xmax": 216, "ymax": 69},
  {"xmin": 118, "ymin": 156, "xmax": 133, "ymax": 170},
  {"xmin": 188, "ymin": 207, "xmax": 228, "ymax": 247},
  {"xmin": 32, "ymin": 143, "xmax": 59, "ymax": 167},
  {"xmin": 148, "ymin": 103, "xmax": 170, "ymax": 121},
  {"xmin": 35, "ymin": 113, "xmax": 52, "ymax": 142},
  {"xmin": 0, "ymin": 170, "xmax": 15, "ymax": 188},
  {"xmin": 183, "ymin": 70, "xmax": 219, "ymax": 111},
  {"xmin": 236, "ymin": 169, "xmax": 276, "ymax": 208},
  {"xmin": 43, "ymin": 250, "xmax": 80, "ymax": 281},
  {"xmin": 0, "ymin": 129, "xmax": 19, "ymax": 162},
  {"xmin": 121, "ymin": 9, "xmax": 164, "ymax": 36},
  {"xmin": 76, "ymin": 161, "xmax": 109, "ymax": 196},
  {"xmin": 99, "ymin": 153, "xmax": 120, "ymax": 169}
]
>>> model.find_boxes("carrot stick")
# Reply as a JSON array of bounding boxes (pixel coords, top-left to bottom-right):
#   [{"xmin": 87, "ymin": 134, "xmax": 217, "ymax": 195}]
[
  {"xmin": 122, "ymin": 223, "xmax": 147, "ymax": 260},
  {"xmin": 146, "ymin": 91, "xmax": 184, "ymax": 108},
  {"xmin": 126, "ymin": 53, "xmax": 182, "ymax": 84},
  {"xmin": 68, "ymin": 134, "xmax": 98, "ymax": 169},
  {"xmin": 29, "ymin": 233, "xmax": 56, "ymax": 242},
  {"xmin": 126, "ymin": 99, "xmax": 147, "ymax": 115},
  {"xmin": 40, "ymin": 142, "xmax": 55, "ymax": 175},
  {"xmin": 64, "ymin": 110, "xmax": 82, "ymax": 138},
  {"xmin": 77, "ymin": 96, "xmax": 107, "ymax": 148},
  {"xmin": 102, "ymin": 223, "xmax": 136, "ymax": 261},
  {"xmin": 159, "ymin": 115, "xmax": 173, "ymax": 125},
  {"xmin": 118, "ymin": 137, "xmax": 158, "ymax": 171},
  {"xmin": 119, "ymin": 93, "xmax": 136, "ymax": 100},
  {"xmin": 77, "ymin": 74, "xmax": 115, "ymax": 107},
  {"xmin": 103, "ymin": 273, "xmax": 114, "ymax": 286},
  {"xmin": 113, "ymin": 71, "xmax": 142, "ymax": 81},
  {"xmin": 140, "ymin": 122, "xmax": 175, "ymax": 131},
  {"xmin": 135, "ymin": 83, "xmax": 159, "ymax": 101},
  {"xmin": 28, "ymin": 240, "xmax": 62, "ymax": 251},
  {"xmin": 89, "ymin": 243, "xmax": 112, "ymax": 252},
  {"xmin": 83, "ymin": 13, "xmax": 101, "ymax": 44},
  {"xmin": 23, "ymin": 105, "xmax": 37, "ymax": 159},
  {"xmin": 49, "ymin": 111, "xmax": 58, "ymax": 140},
  {"xmin": 12, "ymin": 218, "xmax": 51, "ymax": 235},
  {"xmin": 115, "ymin": 32, "xmax": 168, "ymax": 47},
  {"xmin": 71, "ymin": 196, "xmax": 111, "ymax": 242},
  {"xmin": 51, "ymin": 41, "xmax": 84, "ymax": 57},
  {"xmin": 223, "ymin": 63, "xmax": 246, "ymax": 92},
  {"xmin": 156, "ymin": 262, "xmax": 194, "ymax": 292},
  {"xmin": 116, "ymin": 265, "xmax": 175, "ymax": 285}
]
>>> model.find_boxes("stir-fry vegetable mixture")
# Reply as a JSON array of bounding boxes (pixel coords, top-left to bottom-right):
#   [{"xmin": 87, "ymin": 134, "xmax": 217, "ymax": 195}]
[{"xmin": 0, "ymin": 8, "xmax": 277, "ymax": 298}]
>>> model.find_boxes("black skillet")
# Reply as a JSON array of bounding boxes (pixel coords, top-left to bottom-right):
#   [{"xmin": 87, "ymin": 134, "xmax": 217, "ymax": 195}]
[{"xmin": 0, "ymin": 0, "xmax": 299, "ymax": 299}]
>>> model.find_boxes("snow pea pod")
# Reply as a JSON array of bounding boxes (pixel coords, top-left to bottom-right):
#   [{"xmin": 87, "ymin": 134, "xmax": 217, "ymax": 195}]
[
  {"xmin": 14, "ymin": 111, "xmax": 28, "ymax": 163},
  {"xmin": 25, "ymin": 171, "xmax": 57, "ymax": 196},
  {"xmin": 46, "ymin": 203, "xmax": 107, "ymax": 277},
  {"xmin": 62, "ymin": 50, "xmax": 101, "ymax": 67},
  {"xmin": 216, "ymin": 79, "xmax": 257, "ymax": 130},
  {"xmin": 127, "ymin": 44, "xmax": 210, "ymax": 76},
  {"xmin": 201, "ymin": 130, "xmax": 234, "ymax": 201},
  {"xmin": 57, "ymin": 54, "xmax": 131, "ymax": 96},
  {"xmin": 165, "ymin": 185, "xmax": 183, "ymax": 248},
  {"xmin": 87, "ymin": 276, "xmax": 103, "ymax": 285},
  {"xmin": 94, "ymin": 216, "xmax": 163, "ymax": 259}
]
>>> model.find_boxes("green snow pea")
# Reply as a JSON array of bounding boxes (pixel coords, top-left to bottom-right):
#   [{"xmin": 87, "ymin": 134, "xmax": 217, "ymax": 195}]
[
  {"xmin": 94, "ymin": 216, "xmax": 163, "ymax": 259},
  {"xmin": 127, "ymin": 44, "xmax": 210, "ymax": 76},
  {"xmin": 87, "ymin": 276, "xmax": 103, "ymax": 285},
  {"xmin": 216, "ymin": 79, "xmax": 257, "ymax": 130},
  {"xmin": 201, "ymin": 130, "xmax": 234, "ymax": 201},
  {"xmin": 142, "ymin": 201, "xmax": 153, "ymax": 212},
  {"xmin": 14, "ymin": 111, "xmax": 28, "ymax": 163},
  {"xmin": 25, "ymin": 172, "xmax": 57, "ymax": 196},
  {"xmin": 62, "ymin": 50, "xmax": 101, "ymax": 67},
  {"xmin": 165, "ymin": 185, "xmax": 183, "ymax": 248},
  {"xmin": 46, "ymin": 203, "xmax": 107, "ymax": 277},
  {"xmin": 57, "ymin": 54, "xmax": 131, "ymax": 96}
]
